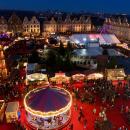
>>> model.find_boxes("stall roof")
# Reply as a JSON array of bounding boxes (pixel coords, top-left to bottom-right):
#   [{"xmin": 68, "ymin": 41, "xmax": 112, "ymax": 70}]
[
  {"xmin": 106, "ymin": 69, "xmax": 126, "ymax": 80},
  {"xmin": 6, "ymin": 102, "xmax": 19, "ymax": 112}
]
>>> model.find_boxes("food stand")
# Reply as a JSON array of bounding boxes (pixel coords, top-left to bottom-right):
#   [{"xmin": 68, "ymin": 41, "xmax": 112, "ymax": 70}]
[
  {"xmin": 26, "ymin": 73, "xmax": 49, "ymax": 86},
  {"xmin": 105, "ymin": 69, "xmax": 127, "ymax": 87},
  {"xmin": 5, "ymin": 102, "xmax": 19, "ymax": 123},
  {"xmin": 86, "ymin": 73, "xmax": 103, "ymax": 80},
  {"xmin": 50, "ymin": 73, "xmax": 70, "ymax": 84},
  {"xmin": 72, "ymin": 74, "xmax": 85, "ymax": 82},
  {"xmin": 0, "ymin": 100, "xmax": 5, "ymax": 122},
  {"xmin": 105, "ymin": 69, "xmax": 126, "ymax": 81}
]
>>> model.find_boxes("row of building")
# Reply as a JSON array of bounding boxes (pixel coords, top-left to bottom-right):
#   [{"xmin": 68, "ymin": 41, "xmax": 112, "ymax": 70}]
[
  {"xmin": 0, "ymin": 13, "xmax": 40, "ymax": 36},
  {"xmin": 0, "ymin": 13, "xmax": 92, "ymax": 37},
  {"xmin": 104, "ymin": 17, "xmax": 130, "ymax": 40},
  {"xmin": 1, "ymin": 13, "xmax": 130, "ymax": 41}
]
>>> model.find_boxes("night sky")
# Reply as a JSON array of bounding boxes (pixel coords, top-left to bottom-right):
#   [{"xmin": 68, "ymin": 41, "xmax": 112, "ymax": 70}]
[{"xmin": 0, "ymin": 0, "xmax": 130, "ymax": 14}]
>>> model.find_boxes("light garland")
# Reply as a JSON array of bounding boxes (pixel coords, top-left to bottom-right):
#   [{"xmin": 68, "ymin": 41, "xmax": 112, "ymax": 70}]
[{"xmin": 24, "ymin": 87, "xmax": 72, "ymax": 118}]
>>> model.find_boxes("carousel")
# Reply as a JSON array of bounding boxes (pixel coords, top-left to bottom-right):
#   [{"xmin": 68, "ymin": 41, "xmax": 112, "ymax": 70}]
[
  {"xmin": 72, "ymin": 74, "xmax": 85, "ymax": 82},
  {"xmin": 86, "ymin": 73, "xmax": 103, "ymax": 80},
  {"xmin": 50, "ymin": 73, "xmax": 70, "ymax": 84},
  {"xmin": 24, "ymin": 87, "xmax": 72, "ymax": 130},
  {"xmin": 26, "ymin": 73, "xmax": 49, "ymax": 85}
]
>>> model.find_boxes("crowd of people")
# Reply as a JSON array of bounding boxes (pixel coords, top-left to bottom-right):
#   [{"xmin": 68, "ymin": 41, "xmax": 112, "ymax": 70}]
[
  {"xmin": 1, "ymin": 67, "xmax": 130, "ymax": 130},
  {"xmin": 68, "ymin": 78, "xmax": 130, "ymax": 130}
]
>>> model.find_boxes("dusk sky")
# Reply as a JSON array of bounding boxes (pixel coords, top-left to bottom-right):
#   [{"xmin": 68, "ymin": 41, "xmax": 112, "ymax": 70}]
[{"xmin": 0, "ymin": 0, "xmax": 130, "ymax": 14}]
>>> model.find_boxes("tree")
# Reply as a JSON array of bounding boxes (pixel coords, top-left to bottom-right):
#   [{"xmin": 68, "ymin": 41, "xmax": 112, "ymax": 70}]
[
  {"xmin": 58, "ymin": 41, "xmax": 65, "ymax": 56},
  {"xmin": 49, "ymin": 37, "xmax": 58, "ymax": 45},
  {"xmin": 107, "ymin": 57, "xmax": 117, "ymax": 69},
  {"xmin": 29, "ymin": 50, "xmax": 39, "ymax": 63},
  {"xmin": 67, "ymin": 41, "xmax": 73, "ymax": 52},
  {"xmin": 46, "ymin": 49, "xmax": 57, "ymax": 67},
  {"xmin": 103, "ymin": 49, "xmax": 108, "ymax": 55}
]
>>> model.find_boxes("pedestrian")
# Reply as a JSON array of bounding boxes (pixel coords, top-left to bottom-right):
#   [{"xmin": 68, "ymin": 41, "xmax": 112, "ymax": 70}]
[
  {"xmin": 121, "ymin": 105, "xmax": 124, "ymax": 113},
  {"xmin": 125, "ymin": 106, "xmax": 129, "ymax": 113},
  {"xmin": 83, "ymin": 118, "xmax": 87, "ymax": 129},
  {"xmin": 78, "ymin": 114, "xmax": 81, "ymax": 122},
  {"xmin": 74, "ymin": 103, "xmax": 78, "ymax": 110},
  {"xmin": 70, "ymin": 123, "xmax": 73, "ymax": 130},
  {"xmin": 118, "ymin": 127, "xmax": 122, "ymax": 130},
  {"xmin": 93, "ymin": 108, "xmax": 96, "ymax": 114}
]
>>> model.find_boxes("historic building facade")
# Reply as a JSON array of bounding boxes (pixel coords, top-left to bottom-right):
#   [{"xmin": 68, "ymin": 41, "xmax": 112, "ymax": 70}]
[
  {"xmin": 103, "ymin": 17, "xmax": 130, "ymax": 40},
  {"xmin": 0, "ymin": 16, "xmax": 8, "ymax": 33},
  {"xmin": 43, "ymin": 15, "xmax": 92, "ymax": 36},
  {"xmin": 8, "ymin": 13, "xmax": 23, "ymax": 34},
  {"xmin": 0, "ymin": 14, "xmax": 92, "ymax": 37},
  {"xmin": 23, "ymin": 16, "xmax": 40, "ymax": 36}
]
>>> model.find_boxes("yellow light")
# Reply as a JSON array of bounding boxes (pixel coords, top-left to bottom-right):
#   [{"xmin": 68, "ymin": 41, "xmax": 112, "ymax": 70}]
[{"xmin": 24, "ymin": 87, "xmax": 72, "ymax": 118}]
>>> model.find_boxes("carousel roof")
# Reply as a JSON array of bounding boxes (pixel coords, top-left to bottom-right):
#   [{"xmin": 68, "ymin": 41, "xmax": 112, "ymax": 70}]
[{"xmin": 24, "ymin": 87, "xmax": 71, "ymax": 115}]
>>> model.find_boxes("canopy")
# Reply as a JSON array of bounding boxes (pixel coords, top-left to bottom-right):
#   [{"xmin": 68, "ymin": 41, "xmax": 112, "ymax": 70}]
[
  {"xmin": 5, "ymin": 102, "xmax": 19, "ymax": 113},
  {"xmin": 72, "ymin": 74, "xmax": 85, "ymax": 81},
  {"xmin": 27, "ymin": 73, "xmax": 48, "ymax": 81},
  {"xmin": 86, "ymin": 73, "xmax": 103, "ymax": 80},
  {"xmin": 50, "ymin": 73, "xmax": 70, "ymax": 84},
  {"xmin": 70, "ymin": 34, "xmax": 120, "ymax": 45}
]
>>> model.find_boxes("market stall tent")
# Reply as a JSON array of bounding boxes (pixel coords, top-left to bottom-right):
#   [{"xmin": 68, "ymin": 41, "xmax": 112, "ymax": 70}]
[
  {"xmin": 5, "ymin": 102, "xmax": 19, "ymax": 123},
  {"xmin": 86, "ymin": 73, "xmax": 103, "ymax": 80},
  {"xmin": 105, "ymin": 69, "xmax": 126, "ymax": 80},
  {"xmin": 26, "ymin": 73, "xmax": 49, "ymax": 86},
  {"xmin": 50, "ymin": 73, "xmax": 70, "ymax": 84},
  {"xmin": 72, "ymin": 74, "xmax": 85, "ymax": 81}
]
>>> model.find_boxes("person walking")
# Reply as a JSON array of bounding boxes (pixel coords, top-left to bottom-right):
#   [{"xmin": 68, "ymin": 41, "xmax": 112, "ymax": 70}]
[
  {"xmin": 93, "ymin": 108, "xmax": 96, "ymax": 114},
  {"xmin": 83, "ymin": 118, "xmax": 87, "ymax": 129}
]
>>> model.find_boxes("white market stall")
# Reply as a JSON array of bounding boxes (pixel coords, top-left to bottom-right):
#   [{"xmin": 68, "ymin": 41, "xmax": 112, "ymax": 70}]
[
  {"xmin": 105, "ymin": 69, "xmax": 126, "ymax": 80},
  {"xmin": 26, "ymin": 73, "xmax": 49, "ymax": 85},
  {"xmin": 72, "ymin": 74, "xmax": 85, "ymax": 82},
  {"xmin": 86, "ymin": 73, "xmax": 103, "ymax": 80},
  {"xmin": 5, "ymin": 102, "xmax": 19, "ymax": 123},
  {"xmin": 50, "ymin": 73, "xmax": 70, "ymax": 84}
]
